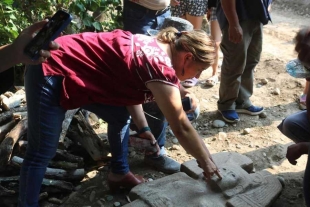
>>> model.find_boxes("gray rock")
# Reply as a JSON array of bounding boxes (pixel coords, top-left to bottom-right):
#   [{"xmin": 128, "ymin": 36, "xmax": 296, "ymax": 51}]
[
  {"xmin": 125, "ymin": 152, "xmax": 282, "ymax": 207},
  {"xmin": 259, "ymin": 112, "xmax": 267, "ymax": 118},
  {"xmin": 89, "ymin": 191, "xmax": 96, "ymax": 202},
  {"xmin": 114, "ymin": 202, "xmax": 121, "ymax": 207},
  {"xmin": 261, "ymin": 78, "xmax": 269, "ymax": 85},
  {"xmin": 213, "ymin": 120, "xmax": 226, "ymax": 128},
  {"xmin": 172, "ymin": 138, "xmax": 179, "ymax": 144}
]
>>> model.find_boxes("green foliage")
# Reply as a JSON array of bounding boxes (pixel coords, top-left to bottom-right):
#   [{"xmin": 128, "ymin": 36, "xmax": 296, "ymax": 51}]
[
  {"xmin": 67, "ymin": 0, "xmax": 123, "ymax": 32},
  {"xmin": 0, "ymin": 0, "xmax": 123, "ymax": 46},
  {"xmin": 0, "ymin": 0, "xmax": 29, "ymax": 45}
]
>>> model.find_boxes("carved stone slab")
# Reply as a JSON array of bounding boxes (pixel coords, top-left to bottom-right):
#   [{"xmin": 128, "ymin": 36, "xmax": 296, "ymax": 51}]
[
  {"xmin": 181, "ymin": 151, "xmax": 254, "ymax": 179},
  {"xmin": 123, "ymin": 152, "xmax": 282, "ymax": 207},
  {"xmin": 125, "ymin": 172, "xmax": 226, "ymax": 207}
]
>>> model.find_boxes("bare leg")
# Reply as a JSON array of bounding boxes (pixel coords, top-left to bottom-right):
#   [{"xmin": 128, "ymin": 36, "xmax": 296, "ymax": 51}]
[
  {"xmin": 300, "ymin": 80, "xmax": 309, "ymax": 110},
  {"xmin": 205, "ymin": 20, "xmax": 222, "ymax": 86},
  {"xmin": 184, "ymin": 14, "xmax": 204, "ymax": 29},
  {"xmin": 210, "ymin": 20, "xmax": 221, "ymax": 77}
]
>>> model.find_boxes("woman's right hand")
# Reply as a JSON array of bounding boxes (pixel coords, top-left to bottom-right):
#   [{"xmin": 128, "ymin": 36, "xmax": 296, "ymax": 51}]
[{"xmin": 197, "ymin": 158, "xmax": 222, "ymax": 180}]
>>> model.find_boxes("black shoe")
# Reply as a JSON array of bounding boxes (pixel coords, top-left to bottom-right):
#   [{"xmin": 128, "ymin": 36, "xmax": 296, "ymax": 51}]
[{"xmin": 144, "ymin": 155, "xmax": 180, "ymax": 174}]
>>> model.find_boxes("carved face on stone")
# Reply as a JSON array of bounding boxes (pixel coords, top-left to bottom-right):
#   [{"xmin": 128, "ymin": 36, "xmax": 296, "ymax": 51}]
[
  {"xmin": 217, "ymin": 167, "xmax": 241, "ymax": 190},
  {"xmin": 211, "ymin": 164, "xmax": 251, "ymax": 197}
]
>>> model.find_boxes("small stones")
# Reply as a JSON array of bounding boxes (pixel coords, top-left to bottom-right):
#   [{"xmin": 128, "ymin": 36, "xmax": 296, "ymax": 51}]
[
  {"xmin": 48, "ymin": 198, "xmax": 62, "ymax": 205},
  {"xmin": 218, "ymin": 132, "xmax": 227, "ymax": 140},
  {"xmin": 172, "ymin": 138, "xmax": 179, "ymax": 144},
  {"xmin": 212, "ymin": 120, "xmax": 225, "ymax": 128},
  {"xmin": 86, "ymin": 170, "xmax": 98, "ymax": 179},
  {"xmin": 129, "ymin": 151, "xmax": 136, "ymax": 157},
  {"xmin": 106, "ymin": 195, "xmax": 114, "ymax": 201},
  {"xmin": 259, "ymin": 112, "xmax": 267, "ymax": 118},
  {"xmin": 114, "ymin": 202, "xmax": 121, "ymax": 207},
  {"xmin": 272, "ymin": 88, "xmax": 281, "ymax": 95},
  {"xmin": 261, "ymin": 78, "xmax": 268, "ymax": 85},
  {"xmin": 243, "ymin": 128, "xmax": 251, "ymax": 135},
  {"xmin": 170, "ymin": 145, "xmax": 180, "ymax": 150},
  {"xmin": 97, "ymin": 200, "xmax": 105, "ymax": 207},
  {"xmin": 89, "ymin": 191, "xmax": 96, "ymax": 202}
]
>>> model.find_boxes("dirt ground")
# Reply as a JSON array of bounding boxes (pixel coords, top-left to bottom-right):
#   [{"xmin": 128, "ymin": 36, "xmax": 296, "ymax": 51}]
[{"xmin": 56, "ymin": 3, "xmax": 310, "ymax": 207}]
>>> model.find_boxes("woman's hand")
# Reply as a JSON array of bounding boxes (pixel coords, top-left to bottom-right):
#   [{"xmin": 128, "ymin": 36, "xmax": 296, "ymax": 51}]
[
  {"xmin": 197, "ymin": 158, "xmax": 222, "ymax": 181},
  {"xmin": 138, "ymin": 131, "xmax": 160, "ymax": 156},
  {"xmin": 12, "ymin": 20, "xmax": 60, "ymax": 65},
  {"xmin": 184, "ymin": 93, "xmax": 199, "ymax": 113}
]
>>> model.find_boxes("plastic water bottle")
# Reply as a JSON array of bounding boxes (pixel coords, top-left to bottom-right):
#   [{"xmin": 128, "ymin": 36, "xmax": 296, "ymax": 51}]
[{"xmin": 286, "ymin": 59, "xmax": 310, "ymax": 78}]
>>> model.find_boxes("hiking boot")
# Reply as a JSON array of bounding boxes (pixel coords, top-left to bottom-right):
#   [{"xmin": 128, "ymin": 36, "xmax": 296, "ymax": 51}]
[
  {"xmin": 218, "ymin": 110, "xmax": 240, "ymax": 123},
  {"xmin": 236, "ymin": 105, "xmax": 264, "ymax": 115},
  {"xmin": 144, "ymin": 155, "xmax": 180, "ymax": 174}
]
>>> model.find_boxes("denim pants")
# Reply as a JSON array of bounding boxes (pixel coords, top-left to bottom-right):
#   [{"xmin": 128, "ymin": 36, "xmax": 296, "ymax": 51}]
[
  {"xmin": 278, "ymin": 110, "xmax": 310, "ymax": 206},
  {"xmin": 218, "ymin": 20, "xmax": 263, "ymax": 111},
  {"xmin": 19, "ymin": 65, "xmax": 131, "ymax": 207},
  {"xmin": 123, "ymin": 0, "xmax": 171, "ymax": 34}
]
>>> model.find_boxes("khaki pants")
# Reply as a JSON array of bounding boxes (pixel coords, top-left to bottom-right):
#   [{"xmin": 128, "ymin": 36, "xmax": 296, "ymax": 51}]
[{"xmin": 217, "ymin": 20, "xmax": 263, "ymax": 111}]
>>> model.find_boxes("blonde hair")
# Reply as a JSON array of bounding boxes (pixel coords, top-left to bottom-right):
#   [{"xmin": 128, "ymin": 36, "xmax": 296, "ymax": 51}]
[{"xmin": 157, "ymin": 27, "xmax": 215, "ymax": 65}]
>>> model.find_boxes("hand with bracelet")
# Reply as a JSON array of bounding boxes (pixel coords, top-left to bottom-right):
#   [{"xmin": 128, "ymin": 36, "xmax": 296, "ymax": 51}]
[
  {"xmin": 126, "ymin": 105, "xmax": 161, "ymax": 156},
  {"xmin": 137, "ymin": 126, "xmax": 161, "ymax": 156}
]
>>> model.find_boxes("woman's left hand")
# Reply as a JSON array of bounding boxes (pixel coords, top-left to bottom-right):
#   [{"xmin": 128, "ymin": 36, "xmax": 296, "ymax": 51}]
[{"xmin": 138, "ymin": 131, "xmax": 160, "ymax": 156}]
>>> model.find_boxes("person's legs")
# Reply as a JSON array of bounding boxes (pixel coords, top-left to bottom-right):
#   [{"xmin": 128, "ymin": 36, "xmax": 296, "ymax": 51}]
[
  {"xmin": 123, "ymin": 1, "xmax": 156, "ymax": 34},
  {"xmin": 205, "ymin": 11, "xmax": 221, "ymax": 87},
  {"xmin": 217, "ymin": 22, "xmax": 250, "ymax": 122},
  {"xmin": 82, "ymin": 104, "xmax": 131, "ymax": 174},
  {"xmin": 278, "ymin": 110, "xmax": 310, "ymax": 143},
  {"xmin": 123, "ymin": 4, "xmax": 181, "ymax": 173},
  {"xmin": 137, "ymin": 102, "xmax": 180, "ymax": 174},
  {"xmin": 185, "ymin": 0, "xmax": 207, "ymax": 29},
  {"xmin": 179, "ymin": 0, "xmax": 206, "ymax": 88},
  {"xmin": 19, "ymin": 65, "xmax": 66, "ymax": 207},
  {"xmin": 304, "ymin": 146, "xmax": 310, "ymax": 206},
  {"xmin": 236, "ymin": 20, "xmax": 263, "ymax": 111},
  {"xmin": 300, "ymin": 80, "xmax": 309, "ymax": 110},
  {"xmin": 210, "ymin": 19, "xmax": 221, "ymax": 76},
  {"xmin": 278, "ymin": 110, "xmax": 310, "ymax": 206},
  {"xmin": 185, "ymin": 15, "xmax": 204, "ymax": 29},
  {"xmin": 123, "ymin": 1, "xmax": 170, "ymax": 34}
]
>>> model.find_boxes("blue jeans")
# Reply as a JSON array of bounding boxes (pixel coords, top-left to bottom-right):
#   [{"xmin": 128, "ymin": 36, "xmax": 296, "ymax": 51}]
[
  {"xmin": 278, "ymin": 111, "xmax": 310, "ymax": 143},
  {"xmin": 123, "ymin": 0, "xmax": 171, "ymax": 34},
  {"xmin": 19, "ymin": 65, "xmax": 131, "ymax": 207},
  {"xmin": 278, "ymin": 110, "xmax": 310, "ymax": 206}
]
